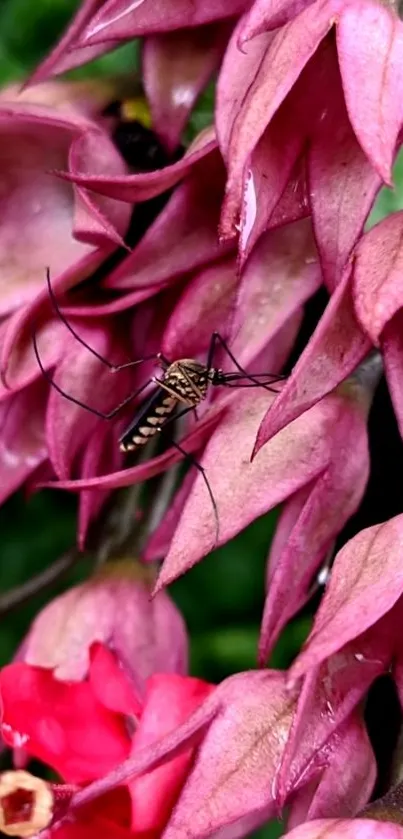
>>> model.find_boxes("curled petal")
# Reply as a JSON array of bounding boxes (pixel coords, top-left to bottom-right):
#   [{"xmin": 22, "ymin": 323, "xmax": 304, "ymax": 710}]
[
  {"xmin": 69, "ymin": 130, "xmax": 131, "ymax": 248},
  {"xmin": 54, "ymin": 127, "xmax": 218, "ymax": 203}
]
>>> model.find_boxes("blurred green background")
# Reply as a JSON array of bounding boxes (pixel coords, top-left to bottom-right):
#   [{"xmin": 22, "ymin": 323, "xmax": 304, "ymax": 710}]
[{"xmin": 1, "ymin": 2, "xmax": 403, "ymax": 836}]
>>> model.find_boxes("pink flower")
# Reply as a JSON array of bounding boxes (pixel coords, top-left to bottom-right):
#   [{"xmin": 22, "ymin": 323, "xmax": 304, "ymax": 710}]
[
  {"xmin": 19, "ymin": 559, "xmax": 187, "ymax": 688},
  {"xmin": 0, "ymin": 645, "xmax": 214, "ymax": 836}
]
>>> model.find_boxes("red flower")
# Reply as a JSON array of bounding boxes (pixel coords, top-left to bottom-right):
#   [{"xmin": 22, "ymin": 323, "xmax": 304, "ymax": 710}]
[{"xmin": 0, "ymin": 644, "xmax": 214, "ymax": 836}]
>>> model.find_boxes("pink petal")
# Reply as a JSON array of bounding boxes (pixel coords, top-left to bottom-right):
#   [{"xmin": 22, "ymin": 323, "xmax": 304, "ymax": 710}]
[
  {"xmin": 45, "ymin": 322, "xmax": 134, "ymax": 479},
  {"xmin": 288, "ymin": 714, "xmax": 376, "ymax": 827},
  {"xmin": 259, "ymin": 383, "xmax": 370, "ymax": 662},
  {"xmin": 0, "ymin": 253, "xmax": 105, "ymax": 392},
  {"xmin": 280, "ymin": 640, "xmax": 389, "ymax": 803},
  {"xmin": 289, "ymin": 515, "xmax": 403, "ymax": 683},
  {"xmin": 162, "ymin": 258, "xmax": 238, "ymax": 360},
  {"xmin": 0, "ymin": 379, "xmax": 48, "ymax": 504},
  {"xmin": 285, "ymin": 820, "xmax": 403, "ymax": 839},
  {"xmin": 81, "ymin": 0, "xmax": 247, "ymax": 44},
  {"xmin": 216, "ymin": 21, "xmax": 273, "ymax": 163},
  {"xmin": 105, "ymin": 151, "xmax": 229, "ymax": 292},
  {"xmin": 143, "ymin": 24, "xmax": 230, "ymax": 153},
  {"xmin": 54, "ymin": 126, "xmax": 218, "ymax": 203},
  {"xmin": 0, "ymin": 112, "xmax": 94, "ymax": 316},
  {"xmin": 155, "ymin": 388, "xmax": 347, "ymax": 590},
  {"xmin": 218, "ymin": 1, "xmax": 335, "ymax": 238},
  {"xmin": 353, "ymin": 211, "xmax": 403, "ymax": 344},
  {"xmin": 232, "ymin": 218, "xmax": 322, "ymax": 367},
  {"xmin": 337, "ymin": 2, "xmax": 403, "ymax": 184},
  {"xmin": 162, "ymin": 671, "xmax": 292, "ymax": 838},
  {"xmin": 254, "ymin": 268, "xmax": 371, "ymax": 455},
  {"xmin": 25, "ymin": 574, "xmax": 188, "ymax": 688},
  {"xmin": 308, "ymin": 46, "xmax": 382, "ymax": 290}
]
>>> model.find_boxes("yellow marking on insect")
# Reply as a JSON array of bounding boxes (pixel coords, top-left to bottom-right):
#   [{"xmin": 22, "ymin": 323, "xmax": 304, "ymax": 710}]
[{"xmin": 121, "ymin": 97, "xmax": 152, "ymax": 127}]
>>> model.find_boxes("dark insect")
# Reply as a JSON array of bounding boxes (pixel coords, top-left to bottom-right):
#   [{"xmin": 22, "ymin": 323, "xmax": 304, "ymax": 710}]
[{"xmin": 33, "ymin": 270, "xmax": 284, "ymax": 543}]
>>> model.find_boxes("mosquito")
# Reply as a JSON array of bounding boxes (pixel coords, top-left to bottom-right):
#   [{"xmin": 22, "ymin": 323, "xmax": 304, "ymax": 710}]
[{"xmin": 33, "ymin": 269, "xmax": 284, "ymax": 544}]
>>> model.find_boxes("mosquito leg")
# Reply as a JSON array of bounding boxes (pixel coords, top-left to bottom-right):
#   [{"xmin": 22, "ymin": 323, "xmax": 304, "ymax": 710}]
[
  {"xmin": 33, "ymin": 325, "xmax": 152, "ymax": 419},
  {"xmin": 168, "ymin": 438, "xmax": 219, "ymax": 548},
  {"xmin": 45, "ymin": 268, "xmax": 165, "ymax": 371},
  {"xmin": 211, "ymin": 331, "xmax": 283, "ymax": 392},
  {"xmin": 221, "ymin": 382, "xmax": 280, "ymax": 390}
]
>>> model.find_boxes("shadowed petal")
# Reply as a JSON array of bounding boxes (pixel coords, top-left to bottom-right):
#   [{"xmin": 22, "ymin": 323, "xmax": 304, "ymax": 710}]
[
  {"xmin": 105, "ymin": 151, "xmax": 229, "ymax": 292},
  {"xmin": 144, "ymin": 24, "xmax": 229, "ymax": 153}
]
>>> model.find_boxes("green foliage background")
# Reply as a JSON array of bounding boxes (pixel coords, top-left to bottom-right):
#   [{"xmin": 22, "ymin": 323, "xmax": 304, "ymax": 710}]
[{"xmin": 0, "ymin": 2, "xmax": 403, "ymax": 835}]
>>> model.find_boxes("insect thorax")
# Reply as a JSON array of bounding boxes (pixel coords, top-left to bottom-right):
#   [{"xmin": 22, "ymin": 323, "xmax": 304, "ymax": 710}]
[{"xmin": 162, "ymin": 359, "xmax": 210, "ymax": 404}]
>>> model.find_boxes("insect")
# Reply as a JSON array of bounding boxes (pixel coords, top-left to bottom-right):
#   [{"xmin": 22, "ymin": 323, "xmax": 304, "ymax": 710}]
[{"xmin": 34, "ymin": 270, "xmax": 284, "ymax": 543}]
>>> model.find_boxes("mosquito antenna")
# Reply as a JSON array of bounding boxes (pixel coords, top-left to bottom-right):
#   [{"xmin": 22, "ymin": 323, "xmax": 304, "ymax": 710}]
[
  {"xmin": 170, "ymin": 439, "xmax": 219, "ymax": 548},
  {"xmin": 32, "ymin": 322, "xmax": 151, "ymax": 419},
  {"xmin": 44, "ymin": 268, "xmax": 165, "ymax": 371}
]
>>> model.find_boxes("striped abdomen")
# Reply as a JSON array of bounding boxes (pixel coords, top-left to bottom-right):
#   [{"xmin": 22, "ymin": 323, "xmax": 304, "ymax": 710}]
[{"xmin": 119, "ymin": 387, "xmax": 177, "ymax": 452}]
